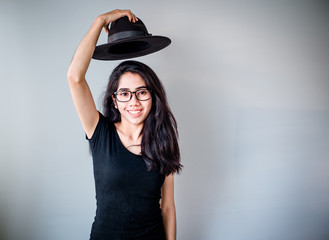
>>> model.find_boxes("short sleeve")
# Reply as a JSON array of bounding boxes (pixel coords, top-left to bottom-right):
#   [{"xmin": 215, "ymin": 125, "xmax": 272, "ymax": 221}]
[{"xmin": 86, "ymin": 111, "xmax": 111, "ymax": 154}]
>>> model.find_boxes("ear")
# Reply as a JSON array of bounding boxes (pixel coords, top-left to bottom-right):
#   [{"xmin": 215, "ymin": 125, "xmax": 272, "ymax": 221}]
[{"xmin": 112, "ymin": 95, "xmax": 118, "ymax": 109}]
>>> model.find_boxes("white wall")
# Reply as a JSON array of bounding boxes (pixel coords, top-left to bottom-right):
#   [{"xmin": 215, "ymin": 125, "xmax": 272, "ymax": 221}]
[{"xmin": 1, "ymin": 0, "xmax": 329, "ymax": 240}]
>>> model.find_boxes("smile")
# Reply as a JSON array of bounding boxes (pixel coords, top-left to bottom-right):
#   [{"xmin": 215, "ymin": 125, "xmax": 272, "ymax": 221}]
[{"xmin": 127, "ymin": 110, "xmax": 142, "ymax": 115}]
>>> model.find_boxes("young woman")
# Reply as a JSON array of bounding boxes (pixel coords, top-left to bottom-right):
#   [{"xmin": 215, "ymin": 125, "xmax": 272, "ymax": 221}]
[{"xmin": 67, "ymin": 9, "xmax": 182, "ymax": 240}]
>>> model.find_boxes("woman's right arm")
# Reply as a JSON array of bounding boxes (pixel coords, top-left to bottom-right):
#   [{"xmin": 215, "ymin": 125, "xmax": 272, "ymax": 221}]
[{"xmin": 67, "ymin": 9, "xmax": 138, "ymax": 138}]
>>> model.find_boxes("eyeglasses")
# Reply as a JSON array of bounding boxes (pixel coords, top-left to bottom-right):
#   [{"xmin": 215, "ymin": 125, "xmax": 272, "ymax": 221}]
[{"xmin": 113, "ymin": 89, "xmax": 152, "ymax": 102}]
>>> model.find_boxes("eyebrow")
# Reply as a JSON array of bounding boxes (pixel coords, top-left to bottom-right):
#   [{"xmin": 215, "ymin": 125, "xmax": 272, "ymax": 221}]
[{"xmin": 118, "ymin": 86, "xmax": 148, "ymax": 91}]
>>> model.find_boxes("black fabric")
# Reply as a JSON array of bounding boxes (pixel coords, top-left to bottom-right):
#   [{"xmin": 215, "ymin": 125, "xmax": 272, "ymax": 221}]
[
  {"xmin": 92, "ymin": 17, "xmax": 171, "ymax": 60},
  {"xmin": 107, "ymin": 17, "xmax": 149, "ymax": 37},
  {"xmin": 87, "ymin": 112, "xmax": 166, "ymax": 240}
]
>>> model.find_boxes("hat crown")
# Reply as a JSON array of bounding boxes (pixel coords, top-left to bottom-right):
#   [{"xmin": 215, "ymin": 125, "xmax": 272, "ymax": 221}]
[
  {"xmin": 93, "ymin": 16, "xmax": 171, "ymax": 60},
  {"xmin": 108, "ymin": 17, "xmax": 150, "ymax": 43}
]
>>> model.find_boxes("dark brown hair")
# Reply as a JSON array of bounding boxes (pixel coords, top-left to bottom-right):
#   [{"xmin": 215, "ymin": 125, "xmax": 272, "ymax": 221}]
[{"xmin": 103, "ymin": 60, "xmax": 182, "ymax": 175}]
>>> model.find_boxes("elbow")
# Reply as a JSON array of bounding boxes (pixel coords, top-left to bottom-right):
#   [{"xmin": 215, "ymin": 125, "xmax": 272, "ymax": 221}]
[
  {"xmin": 67, "ymin": 70, "xmax": 84, "ymax": 84},
  {"xmin": 161, "ymin": 202, "xmax": 176, "ymax": 214}
]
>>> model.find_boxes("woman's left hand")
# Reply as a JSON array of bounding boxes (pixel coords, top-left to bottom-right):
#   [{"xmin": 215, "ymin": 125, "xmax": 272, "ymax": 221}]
[{"xmin": 97, "ymin": 9, "xmax": 138, "ymax": 33}]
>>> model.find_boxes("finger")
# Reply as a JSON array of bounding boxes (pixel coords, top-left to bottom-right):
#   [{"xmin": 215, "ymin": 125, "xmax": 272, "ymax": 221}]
[
  {"xmin": 103, "ymin": 24, "xmax": 109, "ymax": 34},
  {"xmin": 133, "ymin": 15, "xmax": 138, "ymax": 22},
  {"xmin": 127, "ymin": 13, "xmax": 133, "ymax": 22},
  {"xmin": 130, "ymin": 15, "xmax": 136, "ymax": 23},
  {"xmin": 125, "ymin": 10, "xmax": 137, "ymax": 23},
  {"xmin": 130, "ymin": 12, "xmax": 137, "ymax": 23},
  {"xmin": 116, "ymin": 10, "xmax": 137, "ymax": 23}
]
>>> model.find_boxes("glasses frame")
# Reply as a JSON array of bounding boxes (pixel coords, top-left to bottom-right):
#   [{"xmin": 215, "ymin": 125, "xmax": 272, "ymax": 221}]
[{"xmin": 113, "ymin": 88, "xmax": 152, "ymax": 102}]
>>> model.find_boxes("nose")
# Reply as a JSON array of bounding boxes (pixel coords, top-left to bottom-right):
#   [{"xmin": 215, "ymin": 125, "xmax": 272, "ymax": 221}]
[{"xmin": 129, "ymin": 92, "xmax": 140, "ymax": 105}]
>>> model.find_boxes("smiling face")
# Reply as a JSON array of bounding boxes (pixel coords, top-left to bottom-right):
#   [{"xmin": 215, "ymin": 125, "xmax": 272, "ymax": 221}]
[{"xmin": 113, "ymin": 72, "xmax": 152, "ymax": 127}]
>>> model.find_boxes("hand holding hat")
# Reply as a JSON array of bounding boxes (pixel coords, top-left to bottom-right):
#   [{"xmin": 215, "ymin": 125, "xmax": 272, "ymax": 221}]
[
  {"xmin": 92, "ymin": 9, "xmax": 171, "ymax": 60},
  {"xmin": 97, "ymin": 9, "xmax": 138, "ymax": 33}
]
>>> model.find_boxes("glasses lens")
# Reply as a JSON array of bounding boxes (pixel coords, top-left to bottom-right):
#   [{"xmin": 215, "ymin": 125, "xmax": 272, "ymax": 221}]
[
  {"xmin": 116, "ymin": 91, "xmax": 131, "ymax": 102},
  {"xmin": 136, "ymin": 89, "xmax": 151, "ymax": 101},
  {"xmin": 115, "ymin": 89, "xmax": 151, "ymax": 102}
]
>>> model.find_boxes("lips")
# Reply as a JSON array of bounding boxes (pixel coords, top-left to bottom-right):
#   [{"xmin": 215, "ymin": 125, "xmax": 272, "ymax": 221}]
[{"xmin": 127, "ymin": 109, "xmax": 142, "ymax": 116}]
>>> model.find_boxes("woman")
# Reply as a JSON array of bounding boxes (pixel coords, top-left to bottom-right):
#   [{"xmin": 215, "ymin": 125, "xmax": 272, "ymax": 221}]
[{"xmin": 67, "ymin": 9, "xmax": 182, "ymax": 240}]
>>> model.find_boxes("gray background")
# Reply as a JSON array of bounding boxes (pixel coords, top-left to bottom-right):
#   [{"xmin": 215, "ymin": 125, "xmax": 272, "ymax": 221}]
[{"xmin": 1, "ymin": 0, "xmax": 329, "ymax": 240}]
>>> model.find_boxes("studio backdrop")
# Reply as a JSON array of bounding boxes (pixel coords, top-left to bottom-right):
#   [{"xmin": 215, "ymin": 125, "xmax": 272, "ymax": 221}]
[{"xmin": 1, "ymin": 0, "xmax": 329, "ymax": 240}]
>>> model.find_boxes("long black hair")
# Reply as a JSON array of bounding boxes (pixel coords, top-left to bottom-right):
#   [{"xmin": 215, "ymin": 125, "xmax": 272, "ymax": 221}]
[{"xmin": 103, "ymin": 60, "xmax": 182, "ymax": 175}]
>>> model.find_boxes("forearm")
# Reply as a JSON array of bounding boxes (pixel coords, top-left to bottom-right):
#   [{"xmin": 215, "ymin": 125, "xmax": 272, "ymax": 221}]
[
  {"xmin": 67, "ymin": 16, "xmax": 104, "ymax": 82},
  {"xmin": 67, "ymin": 9, "xmax": 137, "ymax": 83},
  {"xmin": 162, "ymin": 206, "xmax": 177, "ymax": 240}
]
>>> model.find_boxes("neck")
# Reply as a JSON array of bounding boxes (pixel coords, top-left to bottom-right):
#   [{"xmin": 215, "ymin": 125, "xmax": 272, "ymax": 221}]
[{"xmin": 115, "ymin": 120, "xmax": 143, "ymax": 142}]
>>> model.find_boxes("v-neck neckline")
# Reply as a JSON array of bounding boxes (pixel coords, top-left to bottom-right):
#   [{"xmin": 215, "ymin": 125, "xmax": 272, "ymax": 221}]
[{"xmin": 113, "ymin": 125, "xmax": 142, "ymax": 158}]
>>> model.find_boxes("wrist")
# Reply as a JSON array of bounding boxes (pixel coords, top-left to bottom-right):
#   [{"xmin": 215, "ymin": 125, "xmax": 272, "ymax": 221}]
[{"xmin": 95, "ymin": 15, "xmax": 107, "ymax": 27}]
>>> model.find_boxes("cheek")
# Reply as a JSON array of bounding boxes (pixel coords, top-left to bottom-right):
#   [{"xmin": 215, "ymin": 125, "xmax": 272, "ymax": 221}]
[
  {"xmin": 117, "ymin": 103, "xmax": 126, "ymax": 112},
  {"xmin": 146, "ymin": 100, "xmax": 153, "ymax": 113}
]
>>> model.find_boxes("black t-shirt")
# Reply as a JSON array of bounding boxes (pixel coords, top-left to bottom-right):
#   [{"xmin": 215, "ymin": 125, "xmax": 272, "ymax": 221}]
[{"xmin": 88, "ymin": 112, "xmax": 165, "ymax": 240}]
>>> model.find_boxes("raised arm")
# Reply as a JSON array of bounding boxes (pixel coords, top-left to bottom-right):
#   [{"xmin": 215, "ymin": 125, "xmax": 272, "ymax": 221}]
[{"xmin": 67, "ymin": 9, "xmax": 138, "ymax": 138}]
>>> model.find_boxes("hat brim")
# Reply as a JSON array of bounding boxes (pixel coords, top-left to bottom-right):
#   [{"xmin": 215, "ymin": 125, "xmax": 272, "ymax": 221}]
[{"xmin": 92, "ymin": 36, "xmax": 171, "ymax": 60}]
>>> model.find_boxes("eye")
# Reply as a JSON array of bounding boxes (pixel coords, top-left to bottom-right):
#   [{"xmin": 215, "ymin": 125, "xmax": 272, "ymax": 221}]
[
  {"xmin": 138, "ymin": 90, "xmax": 147, "ymax": 95},
  {"xmin": 118, "ymin": 91, "xmax": 129, "ymax": 97}
]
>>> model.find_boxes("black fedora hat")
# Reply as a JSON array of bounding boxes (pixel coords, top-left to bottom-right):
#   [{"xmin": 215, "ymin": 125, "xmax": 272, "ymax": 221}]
[{"xmin": 92, "ymin": 17, "xmax": 171, "ymax": 60}]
